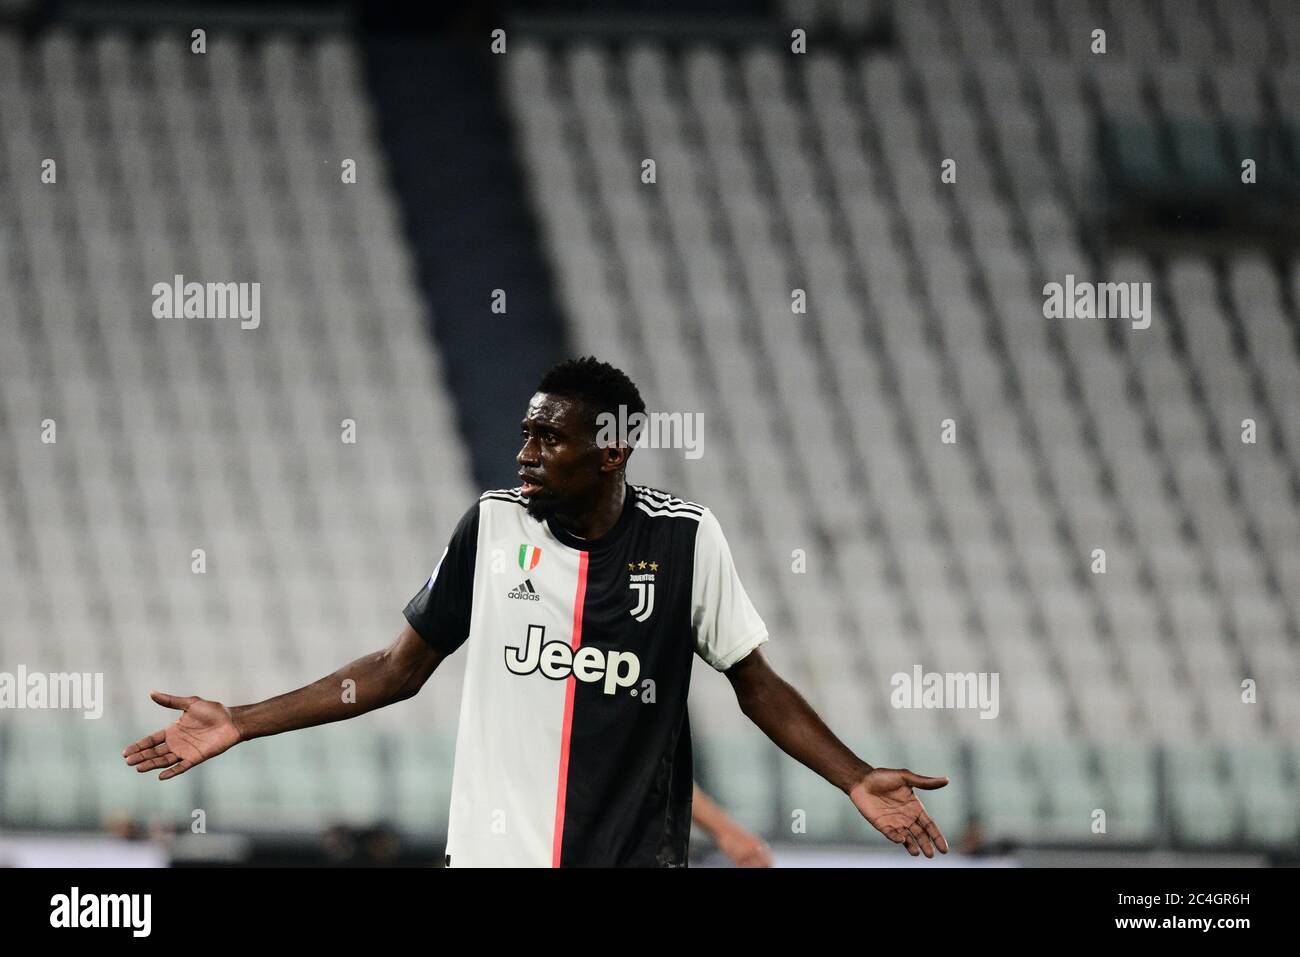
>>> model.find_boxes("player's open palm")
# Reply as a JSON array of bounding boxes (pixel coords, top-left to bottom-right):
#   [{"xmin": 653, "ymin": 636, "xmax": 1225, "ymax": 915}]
[
  {"xmin": 122, "ymin": 691, "xmax": 241, "ymax": 780},
  {"xmin": 850, "ymin": 767, "xmax": 950, "ymax": 858}
]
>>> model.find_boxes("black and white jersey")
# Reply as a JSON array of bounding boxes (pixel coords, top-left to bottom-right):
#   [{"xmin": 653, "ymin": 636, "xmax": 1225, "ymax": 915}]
[{"xmin": 403, "ymin": 482, "xmax": 769, "ymax": 867}]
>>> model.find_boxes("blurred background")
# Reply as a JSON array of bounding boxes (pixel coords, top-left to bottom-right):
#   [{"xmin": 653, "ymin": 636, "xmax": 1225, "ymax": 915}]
[{"xmin": 1, "ymin": 0, "xmax": 1299, "ymax": 867}]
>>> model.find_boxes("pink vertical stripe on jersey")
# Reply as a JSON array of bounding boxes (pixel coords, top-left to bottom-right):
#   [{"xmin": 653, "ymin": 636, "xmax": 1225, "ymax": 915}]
[{"xmin": 551, "ymin": 549, "xmax": 589, "ymax": 868}]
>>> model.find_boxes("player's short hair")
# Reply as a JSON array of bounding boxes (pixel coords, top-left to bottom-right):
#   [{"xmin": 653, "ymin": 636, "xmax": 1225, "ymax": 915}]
[{"xmin": 537, "ymin": 356, "xmax": 646, "ymax": 446}]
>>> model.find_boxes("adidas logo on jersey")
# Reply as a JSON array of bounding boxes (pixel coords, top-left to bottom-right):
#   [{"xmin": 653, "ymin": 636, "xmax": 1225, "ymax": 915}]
[
  {"xmin": 505, "ymin": 625, "xmax": 640, "ymax": 696},
  {"xmin": 508, "ymin": 579, "xmax": 541, "ymax": 601},
  {"xmin": 508, "ymin": 543, "xmax": 543, "ymax": 600}
]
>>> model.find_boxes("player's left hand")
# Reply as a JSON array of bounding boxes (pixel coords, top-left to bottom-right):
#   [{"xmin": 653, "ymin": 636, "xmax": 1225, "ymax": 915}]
[{"xmin": 849, "ymin": 767, "xmax": 950, "ymax": 858}]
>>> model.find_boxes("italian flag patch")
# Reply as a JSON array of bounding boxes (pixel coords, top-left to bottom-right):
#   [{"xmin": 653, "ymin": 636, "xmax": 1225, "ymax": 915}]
[{"xmin": 518, "ymin": 544, "xmax": 542, "ymax": 571}]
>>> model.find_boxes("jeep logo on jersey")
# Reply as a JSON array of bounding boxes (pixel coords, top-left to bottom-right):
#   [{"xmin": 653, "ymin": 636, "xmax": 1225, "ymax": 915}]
[
  {"xmin": 505, "ymin": 625, "xmax": 640, "ymax": 696},
  {"xmin": 627, "ymin": 560, "xmax": 658, "ymax": 622}
]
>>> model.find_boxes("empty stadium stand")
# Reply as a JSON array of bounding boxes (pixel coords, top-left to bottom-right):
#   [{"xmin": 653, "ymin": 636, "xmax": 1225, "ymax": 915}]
[
  {"xmin": 504, "ymin": 0, "xmax": 1300, "ymax": 847},
  {"xmin": 0, "ymin": 29, "xmax": 474, "ymax": 833},
  {"xmin": 1, "ymin": 0, "xmax": 1298, "ymax": 852}
]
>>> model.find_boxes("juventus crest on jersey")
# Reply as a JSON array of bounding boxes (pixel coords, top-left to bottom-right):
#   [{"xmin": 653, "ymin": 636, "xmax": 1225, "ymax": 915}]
[{"xmin": 403, "ymin": 483, "xmax": 769, "ymax": 867}]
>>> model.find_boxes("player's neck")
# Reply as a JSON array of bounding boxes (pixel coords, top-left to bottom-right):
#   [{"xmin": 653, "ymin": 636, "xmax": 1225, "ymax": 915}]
[{"xmin": 550, "ymin": 479, "xmax": 626, "ymax": 541}]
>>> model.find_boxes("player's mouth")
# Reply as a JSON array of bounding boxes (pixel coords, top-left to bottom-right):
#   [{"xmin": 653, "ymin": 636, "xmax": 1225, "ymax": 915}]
[{"xmin": 519, "ymin": 473, "xmax": 544, "ymax": 495}]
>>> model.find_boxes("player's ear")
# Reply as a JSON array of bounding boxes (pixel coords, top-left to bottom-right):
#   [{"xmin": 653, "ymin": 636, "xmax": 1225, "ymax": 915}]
[{"xmin": 601, "ymin": 444, "xmax": 630, "ymax": 472}]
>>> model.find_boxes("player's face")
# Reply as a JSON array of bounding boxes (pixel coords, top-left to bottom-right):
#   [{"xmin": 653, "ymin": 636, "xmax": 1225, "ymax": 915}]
[{"xmin": 516, "ymin": 392, "xmax": 604, "ymax": 517}]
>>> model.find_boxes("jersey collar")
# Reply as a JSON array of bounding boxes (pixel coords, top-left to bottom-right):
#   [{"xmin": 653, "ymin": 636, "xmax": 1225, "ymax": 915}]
[{"xmin": 544, "ymin": 483, "xmax": 637, "ymax": 553}]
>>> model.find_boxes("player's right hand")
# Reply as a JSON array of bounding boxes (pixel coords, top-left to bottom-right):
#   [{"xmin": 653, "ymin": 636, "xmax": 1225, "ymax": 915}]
[{"xmin": 121, "ymin": 691, "xmax": 241, "ymax": 780}]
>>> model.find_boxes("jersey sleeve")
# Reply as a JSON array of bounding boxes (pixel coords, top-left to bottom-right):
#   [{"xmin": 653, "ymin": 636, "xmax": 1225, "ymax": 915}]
[
  {"xmin": 403, "ymin": 501, "xmax": 480, "ymax": 655},
  {"xmin": 691, "ymin": 507, "xmax": 770, "ymax": 671}
]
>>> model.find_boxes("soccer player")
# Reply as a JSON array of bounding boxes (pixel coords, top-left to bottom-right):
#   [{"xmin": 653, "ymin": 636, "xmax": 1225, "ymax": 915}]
[{"xmin": 123, "ymin": 357, "xmax": 950, "ymax": 866}]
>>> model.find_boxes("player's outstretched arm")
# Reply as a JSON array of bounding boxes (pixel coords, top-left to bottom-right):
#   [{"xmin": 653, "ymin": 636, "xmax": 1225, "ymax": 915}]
[
  {"xmin": 691, "ymin": 782, "xmax": 773, "ymax": 867},
  {"xmin": 122, "ymin": 623, "xmax": 444, "ymax": 780},
  {"xmin": 724, "ymin": 648, "xmax": 950, "ymax": 858}
]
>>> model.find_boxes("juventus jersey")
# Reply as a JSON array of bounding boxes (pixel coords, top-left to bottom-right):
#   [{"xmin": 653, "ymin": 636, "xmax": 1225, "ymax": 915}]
[{"xmin": 403, "ymin": 483, "xmax": 769, "ymax": 867}]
